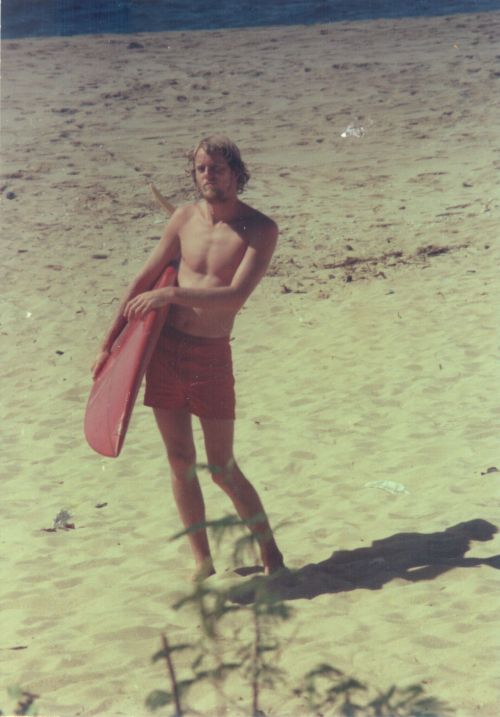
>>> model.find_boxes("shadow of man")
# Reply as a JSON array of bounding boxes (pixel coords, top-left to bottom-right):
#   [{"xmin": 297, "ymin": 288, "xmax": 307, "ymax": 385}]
[{"xmin": 230, "ymin": 518, "xmax": 499, "ymax": 604}]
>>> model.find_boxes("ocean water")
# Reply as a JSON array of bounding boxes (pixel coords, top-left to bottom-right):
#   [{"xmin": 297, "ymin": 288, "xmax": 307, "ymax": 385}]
[{"xmin": 2, "ymin": 0, "xmax": 499, "ymax": 39}]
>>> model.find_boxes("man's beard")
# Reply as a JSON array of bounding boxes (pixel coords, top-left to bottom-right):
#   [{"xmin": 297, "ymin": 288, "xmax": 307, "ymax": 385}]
[{"xmin": 200, "ymin": 184, "xmax": 228, "ymax": 202}]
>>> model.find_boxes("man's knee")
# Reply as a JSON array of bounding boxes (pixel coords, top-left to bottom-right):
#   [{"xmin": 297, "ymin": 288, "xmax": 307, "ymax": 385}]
[
  {"xmin": 208, "ymin": 456, "xmax": 237, "ymax": 486},
  {"xmin": 166, "ymin": 443, "xmax": 196, "ymax": 477}
]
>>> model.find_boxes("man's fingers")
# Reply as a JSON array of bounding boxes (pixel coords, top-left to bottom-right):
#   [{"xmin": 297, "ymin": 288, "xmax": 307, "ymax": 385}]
[
  {"xmin": 124, "ymin": 297, "xmax": 151, "ymax": 321},
  {"xmin": 124, "ymin": 291, "xmax": 162, "ymax": 321},
  {"xmin": 124, "ymin": 298, "xmax": 138, "ymax": 320}
]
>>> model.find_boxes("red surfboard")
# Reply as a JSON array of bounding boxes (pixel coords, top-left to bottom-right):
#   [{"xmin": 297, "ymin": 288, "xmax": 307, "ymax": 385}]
[{"xmin": 84, "ymin": 264, "xmax": 177, "ymax": 457}]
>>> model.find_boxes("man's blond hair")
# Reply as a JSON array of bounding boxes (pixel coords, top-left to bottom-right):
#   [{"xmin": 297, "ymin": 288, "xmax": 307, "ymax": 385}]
[{"xmin": 189, "ymin": 135, "xmax": 250, "ymax": 194}]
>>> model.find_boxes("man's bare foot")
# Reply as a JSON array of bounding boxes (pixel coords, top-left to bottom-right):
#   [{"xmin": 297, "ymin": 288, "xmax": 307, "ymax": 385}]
[
  {"xmin": 192, "ymin": 558, "xmax": 216, "ymax": 582},
  {"xmin": 262, "ymin": 543, "xmax": 285, "ymax": 576}
]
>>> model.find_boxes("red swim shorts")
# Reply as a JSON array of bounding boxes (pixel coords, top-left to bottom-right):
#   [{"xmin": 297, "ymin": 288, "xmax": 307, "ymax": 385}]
[{"xmin": 144, "ymin": 326, "xmax": 236, "ymax": 420}]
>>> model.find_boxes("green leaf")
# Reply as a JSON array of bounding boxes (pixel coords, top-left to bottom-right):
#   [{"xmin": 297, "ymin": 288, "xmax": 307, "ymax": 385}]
[
  {"xmin": 330, "ymin": 678, "xmax": 366, "ymax": 695},
  {"xmin": 191, "ymin": 654, "xmax": 205, "ymax": 671},
  {"xmin": 194, "ymin": 661, "xmax": 242, "ymax": 683},
  {"xmin": 339, "ymin": 701, "xmax": 363, "ymax": 717},
  {"xmin": 170, "ymin": 513, "xmax": 248, "ymax": 541},
  {"xmin": 260, "ymin": 665, "xmax": 286, "ymax": 688},
  {"xmin": 305, "ymin": 663, "xmax": 345, "ymax": 680},
  {"xmin": 412, "ymin": 696, "xmax": 453, "ymax": 717},
  {"xmin": 253, "ymin": 599, "xmax": 293, "ymax": 621},
  {"xmin": 7, "ymin": 687, "xmax": 23, "ymax": 700},
  {"xmin": 151, "ymin": 643, "xmax": 193, "ymax": 663},
  {"xmin": 173, "ymin": 582, "xmax": 215, "ymax": 610},
  {"xmin": 145, "ymin": 690, "xmax": 172, "ymax": 711},
  {"xmin": 257, "ymin": 643, "xmax": 279, "ymax": 654},
  {"xmin": 233, "ymin": 533, "xmax": 259, "ymax": 563},
  {"xmin": 177, "ymin": 678, "xmax": 197, "ymax": 693}
]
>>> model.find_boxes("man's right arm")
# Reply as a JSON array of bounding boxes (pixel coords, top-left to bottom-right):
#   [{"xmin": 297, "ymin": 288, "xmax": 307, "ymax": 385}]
[
  {"xmin": 92, "ymin": 207, "xmax": 185, "ymax": 377},
  {"xmin": 125, "ymin": 205, "xmax": 185, "ymax": 299}
]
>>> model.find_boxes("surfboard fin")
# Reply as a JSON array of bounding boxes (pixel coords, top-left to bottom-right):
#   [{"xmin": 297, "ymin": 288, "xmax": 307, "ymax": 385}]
[{"xmin": 149, "ymin": 183, "xmax": 176, "ymax": 216}]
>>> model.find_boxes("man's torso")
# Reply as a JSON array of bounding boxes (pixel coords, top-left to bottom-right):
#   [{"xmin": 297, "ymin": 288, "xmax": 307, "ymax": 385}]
[{"xmin": 168, "ymin": 202, "xmax": 262, "ymax": 338}]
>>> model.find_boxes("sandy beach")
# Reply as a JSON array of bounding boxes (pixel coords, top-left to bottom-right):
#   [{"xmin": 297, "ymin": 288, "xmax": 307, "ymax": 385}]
[{"xmin": 1, "ymin": 10, "xmax": 499, "ymax": 717}]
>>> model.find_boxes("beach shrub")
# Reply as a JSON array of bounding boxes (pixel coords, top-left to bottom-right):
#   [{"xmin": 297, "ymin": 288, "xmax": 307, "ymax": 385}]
[
  {"xmin": 145, "ymin": 513, "xmax": 452, "ymax": 717},
  {"xmin": 146, "ymin": 513, "xmax": 289, "ymax": 716},
  {"xmin": 295, "ymin": 666, "xmax": 452, "ymax": 716},
  {"xmin": 1, "ymin": 687, "xmax": 39, "ymax": 716}
]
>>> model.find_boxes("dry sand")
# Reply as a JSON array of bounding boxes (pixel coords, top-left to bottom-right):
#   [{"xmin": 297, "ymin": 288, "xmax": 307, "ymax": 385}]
[{"xmin": 1, "ymin": 10, "xmax": 499, "ymax": 717}]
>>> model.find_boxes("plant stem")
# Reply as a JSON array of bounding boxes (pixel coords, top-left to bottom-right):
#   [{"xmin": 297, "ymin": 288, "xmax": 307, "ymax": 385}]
[
  {"xmin": 251, "ymin": 611, "xmax": 261, "ymax": 717},
  {"xmin": 161, "ymin": 633, "xmax": 183, "ymax": 717}
]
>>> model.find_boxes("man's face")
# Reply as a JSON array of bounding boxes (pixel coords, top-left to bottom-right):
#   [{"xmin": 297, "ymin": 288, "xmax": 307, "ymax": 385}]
[{"xmin": 194, "ymin": 149, "xmax": 237, "ymax": 202}]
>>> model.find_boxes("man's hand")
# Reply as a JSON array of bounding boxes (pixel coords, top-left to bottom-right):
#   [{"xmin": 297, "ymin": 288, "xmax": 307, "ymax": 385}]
[{"xmin": 123, "ymin": 287, "xmax": 173, "ymax": 321}]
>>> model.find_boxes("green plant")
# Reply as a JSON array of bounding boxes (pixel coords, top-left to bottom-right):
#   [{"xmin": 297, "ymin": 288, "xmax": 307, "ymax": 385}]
[
  {"xmin": 1, "ymin": 687, "xmax": 39, "ymax": 716},
  {"xmin": 170, "ymin": 512, "xmax": 266, "ymax": 572},
  {"xmin": 295, "ymin": 664, "xmax": 453, "ymax": 716},
  {"xmin": 146, "ymin": 514, "xmax": 291, "ymax": 716},
  {"xmin": 146, "ymin": 514, "xmax": 453, "ymax": 717}
]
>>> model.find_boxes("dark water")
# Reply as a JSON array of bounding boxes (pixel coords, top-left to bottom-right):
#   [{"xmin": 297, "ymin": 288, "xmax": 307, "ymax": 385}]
[{"xmin": 2, "ymin": 0, "xmax": 499, "ymax": 38}]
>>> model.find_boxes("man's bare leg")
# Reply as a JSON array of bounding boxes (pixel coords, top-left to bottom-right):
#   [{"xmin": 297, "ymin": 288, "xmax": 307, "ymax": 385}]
[
  {"xmin": 200, "ymin": 417, "xmax": 284, "ymax": 575},
  {"xmin": 153, "ymin": 408, "xmax": 215, "ymax": 579}
]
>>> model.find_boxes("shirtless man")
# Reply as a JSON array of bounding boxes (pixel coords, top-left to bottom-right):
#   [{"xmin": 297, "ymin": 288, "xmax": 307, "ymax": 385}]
[{"xmin": 93, "ymin": 136, "xmax": 284, "ymax": 580}]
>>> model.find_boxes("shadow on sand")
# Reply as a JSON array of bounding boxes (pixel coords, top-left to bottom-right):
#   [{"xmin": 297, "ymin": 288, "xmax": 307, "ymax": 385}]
[{"xmin": 230, "ymin": 518, "xmax": 499, "ymax": 604}]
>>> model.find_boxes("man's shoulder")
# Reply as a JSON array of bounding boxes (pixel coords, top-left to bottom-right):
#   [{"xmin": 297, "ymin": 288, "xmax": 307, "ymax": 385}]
[
  {"xmin": 166, "ymin": 203, "xmax": 201, "ymax": 234},
  {"xmin": 239, "ymin": 202, "xmax": 278, "ymax": 240},
  {"xmin": 173, "ymin": 202, "xmax": 198, "ymax": 221}
]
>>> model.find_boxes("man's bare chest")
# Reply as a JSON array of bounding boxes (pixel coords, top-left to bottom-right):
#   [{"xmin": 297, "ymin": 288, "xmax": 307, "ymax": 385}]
[{"xmin": 179, "ymin": 220, "xmax": 248, "ymax": 277}]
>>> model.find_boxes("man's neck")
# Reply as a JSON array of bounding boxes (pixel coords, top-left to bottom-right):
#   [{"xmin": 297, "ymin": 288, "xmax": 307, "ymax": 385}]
[{"xmin": 202, "ymin": 197, "xmax": 241, "ymax": 225}]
